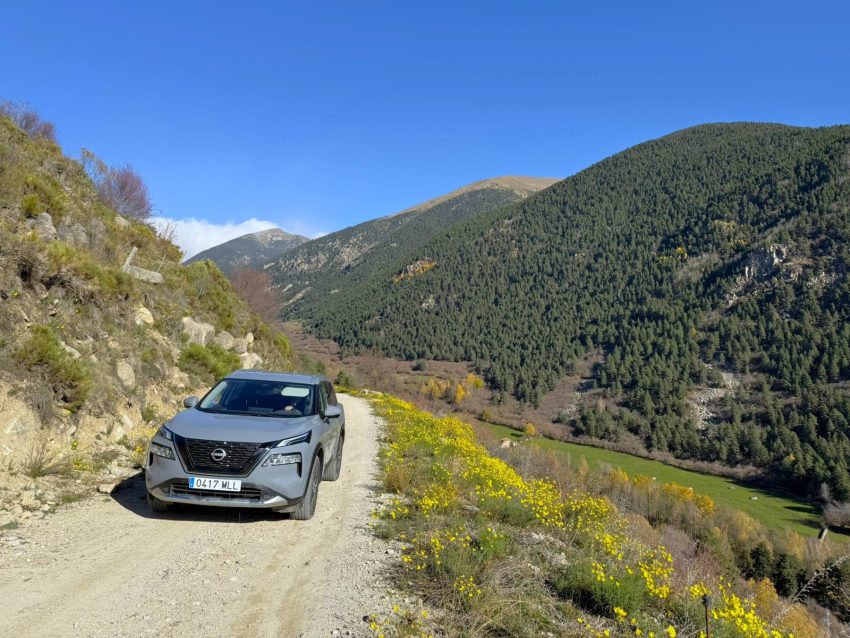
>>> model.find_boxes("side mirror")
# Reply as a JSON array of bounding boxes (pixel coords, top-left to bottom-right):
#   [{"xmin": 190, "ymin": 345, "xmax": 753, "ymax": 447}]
[
  {"xmin": 183, "ymin": 396, "xmax": 199, "ymax": 409},
  {"xmin": 324, "ymin": 404, "xmax": 342, "ymax": 419}
]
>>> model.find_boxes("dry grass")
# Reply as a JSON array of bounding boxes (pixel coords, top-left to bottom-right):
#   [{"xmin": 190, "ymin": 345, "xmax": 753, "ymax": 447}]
[{"xmin": 17, "ymin": 433, "xmax": 68, "ymax": 478}]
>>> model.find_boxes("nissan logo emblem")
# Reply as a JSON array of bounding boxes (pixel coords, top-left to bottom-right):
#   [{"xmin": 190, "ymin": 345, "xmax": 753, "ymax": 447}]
[{"xmin": 210, "ymin": 448, "xmax": 227, "ymax": 462}]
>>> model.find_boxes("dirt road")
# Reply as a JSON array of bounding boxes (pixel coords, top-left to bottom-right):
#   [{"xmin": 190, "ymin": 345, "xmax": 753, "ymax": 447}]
[{"xmin": 0, "ymin": 395, "xmax": 392, "ymax": 638}]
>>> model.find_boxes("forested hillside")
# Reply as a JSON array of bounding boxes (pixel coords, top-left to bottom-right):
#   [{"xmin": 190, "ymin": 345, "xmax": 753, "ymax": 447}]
[
  {"xmin": 266, "ymin": 176, "xmax": 557, "ymax": 312},
  {"xmin": 297, "ymin": 123, "xmax": 850, "ymax": 499},
  {"xmin": 185, "ymin": 227, "xmax": 308, "ymax": 274}
]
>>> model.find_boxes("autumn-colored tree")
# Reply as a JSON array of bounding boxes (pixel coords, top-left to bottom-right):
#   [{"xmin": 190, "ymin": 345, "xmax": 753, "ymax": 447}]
[
  {"xmin": 523, "ymin": 422, "xmax": 536, "ymax": 437},
  {"xmin": 81, "ymin": 149, "xmax": 152, "ymax": 220},
  {"xmin": 0, "ymin": 100, "xmax": 57, "ymax": 142},
  {"xmin": 464, "ymin": 373, "xmax": 485, "ymax": 389},
  {"xmin": 453, "ymin": 383, "xmax": 466, "ymax": 405},
  {"xmin": 230, "ymin": 268, "xmax": 283, "ymax": 324},
  {"xmin": 420, "ymin": 378, "xmax": 450, "ymax": 400}
]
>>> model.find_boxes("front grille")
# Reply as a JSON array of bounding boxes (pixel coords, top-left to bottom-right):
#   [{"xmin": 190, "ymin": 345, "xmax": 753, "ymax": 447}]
[
  {"xmin": 170, "ymin": 479, "xmax": 264, "ymax": 501},
  {"xmin": 174, "ymin": 435, "xmax": 268, "ymax": 475}
]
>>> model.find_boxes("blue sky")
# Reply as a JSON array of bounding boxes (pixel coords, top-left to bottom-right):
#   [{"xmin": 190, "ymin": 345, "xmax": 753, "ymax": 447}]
[{"xmin": 1, "ymin": 1, "xmax": 849, "ymax": 257}]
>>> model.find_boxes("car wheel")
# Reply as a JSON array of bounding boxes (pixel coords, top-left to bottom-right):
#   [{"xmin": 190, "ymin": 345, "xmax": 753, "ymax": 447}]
[
  {"xmin": 291, "ymin": 454, "xmax": 322, "ymax": 520},
  {"xmin": 323, "ymin": 434, "xmax": 344, "ymax": 482},
  {"xmin": 147, "ymin": 491, "xmax": 170, "ymax": 513}
]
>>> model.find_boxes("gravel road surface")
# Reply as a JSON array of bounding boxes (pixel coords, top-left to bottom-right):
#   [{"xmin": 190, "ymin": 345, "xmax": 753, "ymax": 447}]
[{"xmin": 0, "ymin": 395, "xmax": 391, "ymax": 638}]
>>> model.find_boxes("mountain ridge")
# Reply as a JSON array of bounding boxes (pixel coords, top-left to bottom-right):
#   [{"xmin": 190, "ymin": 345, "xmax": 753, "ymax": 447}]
[
  {"xmin": 385, "ymin": 175, "xmax": 559, "ymax": 218},
  {"xmin": 264, "ymin": 175, "xmax": 558, "ymax": 311},
  {"xmin": 186, "ymin": 227, "xmax": 309, "ymax": 274},
  {"xmin": 291, "ymin": 122, "xmax": 850, "ymax": 500}
]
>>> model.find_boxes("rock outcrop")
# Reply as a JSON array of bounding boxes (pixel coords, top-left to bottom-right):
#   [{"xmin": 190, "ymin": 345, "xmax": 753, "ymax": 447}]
[{"xmin": 181, "ymin": 317, "xmax": 215, "ymax": 346}]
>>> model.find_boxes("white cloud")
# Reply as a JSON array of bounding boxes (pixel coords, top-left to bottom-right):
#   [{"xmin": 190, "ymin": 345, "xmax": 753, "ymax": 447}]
[
  {"xmin": 152, "ymin": 216, "xmax": 325, "ymax": 260},
  {"xmin": 150, "ymin": 217, "xmax": 277, "ymax": 260}
]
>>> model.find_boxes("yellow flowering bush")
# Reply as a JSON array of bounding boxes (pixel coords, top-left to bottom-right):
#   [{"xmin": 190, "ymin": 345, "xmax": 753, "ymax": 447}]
[
  {"xmin": 379, "ymin": 396, "xmax": 564, "ymax": 527},
  {"xmin": 687, "ymin": 582, "xmax": 795, "ymax": 638},
  {"xmin": 368, "ymin": 393, "xmax": 814, "ymax": 638}
]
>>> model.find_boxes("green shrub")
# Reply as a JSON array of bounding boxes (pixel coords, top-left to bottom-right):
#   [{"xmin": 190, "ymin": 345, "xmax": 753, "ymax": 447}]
[
  {"xmin": 15, "ymin": 325, "xmax": 91, "ymax": 412},
  {"xmin": 552, "ymin": 560, "xmax": 647, "ymax": 617},
  {"xmin": 178, "ymin": 261, "xmax": 239, "ymax": 330},
  {"xmin": 21, "ymin": 193, "xmax": 40, "ymax": 217},
  {"xmin": 178, "ymin": 343, "xmax": 241, "ymax": 382},
  {"xmin": 23, "ymin": 173, "xmax": 65, "ymax": 217},
  {"xmin": 45, "ymin": 240, "xmax": 134, "ymax": 297},
  {"xmin": 140, "ymin": 404, "xmax": 159, "ymax": 423},
  {"xmin": 273, "ymin": 333, "xmax": 291, "ymax": 359},
  {"xmin": 334, "ymin": 369, "xmax": 357, "ymax": 389}
]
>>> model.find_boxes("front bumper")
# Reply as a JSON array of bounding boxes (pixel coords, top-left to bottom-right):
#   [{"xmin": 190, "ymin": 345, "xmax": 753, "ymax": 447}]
[{"xmin": 144, "ymin": 438, "xmax": 311, "ymax": 511}]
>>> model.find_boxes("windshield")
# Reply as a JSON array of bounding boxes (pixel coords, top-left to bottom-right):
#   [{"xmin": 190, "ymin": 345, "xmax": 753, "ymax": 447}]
[{"xmin": 197, "ymin": 379, "xmax": 314, "ymax": 417}]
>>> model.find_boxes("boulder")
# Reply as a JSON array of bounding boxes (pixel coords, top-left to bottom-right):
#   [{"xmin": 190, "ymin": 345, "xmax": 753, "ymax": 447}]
[
  {"xmin": 181, "ymin": 317, "xmax": 215, "ymax": 346},
  {"xmin": 245, "ymin": 332, "xmax": 254, "ymax": 346},
  {"xmin": 133, "ymin": 306, "xmax": 155, "ymax": 326},
  {"xmin": 124, "ymin": 265, "xmax": 165, "ymax": 284},
  {"xmin": 110, "ymin": 413, "xmax": 136, "ymax": 442},
  {"xmin": 59, "ymin": 340, "xmax": 81, "ymax": 359},
  {"xmin": 116, "ymin": 361, "xmax": 136, "ymax": 389},
  {"xmin": 168, "ymin": 367, "xmax": 190, "ymax": 390},
  {"xmin": 114, "ymin": 215, "xmax": 131, "ymax": 228},
  {"xmin": 232, "ymin": 337, "xmax": 249, "ymax": 355},
  {"xmin": 239, "ymin": 352, "xmax": 263, "ymax": 370},
  {"xmin": 744, "ymin": 245, "xmax": 786, "ymax": 281},
  {"xmin": 57, "ymin": 219, "xmax": 89, "ymax": 248},
  {"xmin": 0, "ymin": 384, "xmax": 42, "ymax": 454},
  {"xmin": 212, "ymin": 331, "xmax": 235, "ymax": 350},
  {"xmin": 26, "ymin": 212, "xmax": 57, "ymax": 241}
]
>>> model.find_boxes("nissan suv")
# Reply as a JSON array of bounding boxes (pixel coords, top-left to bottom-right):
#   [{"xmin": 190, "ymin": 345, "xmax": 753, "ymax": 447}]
[{"xmin": 144, "ymin": 370, "xmax": 345, "ymax": 520}]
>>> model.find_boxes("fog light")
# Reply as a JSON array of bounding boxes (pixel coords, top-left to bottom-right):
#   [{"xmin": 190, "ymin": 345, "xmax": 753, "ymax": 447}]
[
  {"xmin": 150, "ymin": 442, "xmax": 175, "ymax": 460},
  {"xmin": 262, "ymin": 453, "xmax": 301, "ymax": 467}
]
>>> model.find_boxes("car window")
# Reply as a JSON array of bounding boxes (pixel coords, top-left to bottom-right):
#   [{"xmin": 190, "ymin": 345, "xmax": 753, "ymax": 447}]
[
  {"xmin": 197, "ymin": 379, "xmax": 314, "ymax": 417},
  {"xmin": 326, "ymin": 382, "xmax": 338, "ymax": 406},
  {"xmin": 318, "ymin": 382, "xmax": 328, "ymax": 415}
]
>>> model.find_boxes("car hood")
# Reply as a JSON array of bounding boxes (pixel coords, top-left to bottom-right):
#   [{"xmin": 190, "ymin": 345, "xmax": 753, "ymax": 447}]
[{"xmin": 166, "ymin": 409, "xmax": 313, "ymax": 445}]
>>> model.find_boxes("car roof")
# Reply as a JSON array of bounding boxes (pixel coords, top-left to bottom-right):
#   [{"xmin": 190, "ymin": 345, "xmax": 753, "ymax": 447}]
[{"xmin": 225, "ymin": 369, "xmax": 325, "ymax": 385}]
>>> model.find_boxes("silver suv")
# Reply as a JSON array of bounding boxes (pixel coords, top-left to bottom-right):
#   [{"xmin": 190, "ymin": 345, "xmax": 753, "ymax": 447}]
[{"xmin": 144, "ymin": 370, "xmax": 345, "ymax": 520}]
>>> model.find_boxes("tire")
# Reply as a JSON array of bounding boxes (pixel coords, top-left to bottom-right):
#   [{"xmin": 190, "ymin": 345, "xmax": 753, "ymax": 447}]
[
  {"xmin": 291, "ymin": 454, "xmax": 322, "ymax": 520},
  {"xmin": 147, "ymin": 491, "xmax": 170, "ymax": 513},
  {"xmin": 323, "ymin": 433, "xmax": 344, "ymax": 482}
]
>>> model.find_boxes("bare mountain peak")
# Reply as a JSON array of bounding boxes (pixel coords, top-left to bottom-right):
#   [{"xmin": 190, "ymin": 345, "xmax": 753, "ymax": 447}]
[
  {"xmin": 389, "ymin": 175, "xmax": 559, "ymax": 219},
  {"xmin": 251, "ymin": 227, "xmax": 303, "ymax": 246},
  {"xmin": 186, "ymin": 227, "xmax": 309, "ymax": 274}
]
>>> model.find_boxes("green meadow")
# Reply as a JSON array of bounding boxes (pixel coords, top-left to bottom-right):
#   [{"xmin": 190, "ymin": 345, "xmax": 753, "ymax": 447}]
[{"xmin": 484, "ymin": 422, "xmax": 825, "ymax": 538}]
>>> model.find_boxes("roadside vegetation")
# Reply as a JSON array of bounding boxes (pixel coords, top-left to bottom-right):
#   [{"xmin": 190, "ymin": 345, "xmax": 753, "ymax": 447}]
[
  {"xmin": 484, "ymin": 421, "xmax": 823, "ymax": 538},
  {"xmin": 367, "ymin": 393, "xmax": 837, "ymax": 637}
]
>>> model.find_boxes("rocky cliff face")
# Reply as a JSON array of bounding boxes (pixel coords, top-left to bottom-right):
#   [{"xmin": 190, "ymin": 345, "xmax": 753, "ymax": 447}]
[{"xmin": 0, "ymin": 114, "xmax": 293, "ymax": 525}]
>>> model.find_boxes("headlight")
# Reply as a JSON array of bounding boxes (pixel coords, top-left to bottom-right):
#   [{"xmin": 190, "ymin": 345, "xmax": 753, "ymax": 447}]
[
  {"xmin": 157, "ymin": 425, "xmax": 173, "ymax": 441},
  {"xmin": 262, "ymin": 452, "xmax": 301, "ymax": 467},
  {"xmin": 150, "ymin": 442, "xmax": 175, "ymax": 460},
  {"xmin": 276, "ymin": 431, "xmax": 311, "ymax": 447}
]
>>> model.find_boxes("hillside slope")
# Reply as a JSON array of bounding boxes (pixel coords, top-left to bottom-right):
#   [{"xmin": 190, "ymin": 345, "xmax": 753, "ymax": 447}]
[
  {"xmin": 0, "ymin": 113, "xmax": 294, "ymax": 519},
  {"xmin": 185, "ymin": 227, "xmax": 309, "ymax": 274},
  {"xmin": 266, "ymin": 176, "xmax": 557, "ymax": 312},
  {"xmin": 298, "ymin": 123, "xmax": 850, "ymax": 498}
]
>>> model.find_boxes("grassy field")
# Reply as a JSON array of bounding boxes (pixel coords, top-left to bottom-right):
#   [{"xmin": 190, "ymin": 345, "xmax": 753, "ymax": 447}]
[{"xmin": 483, "ymin": 422, "xmax": 826, "ymax": 538}]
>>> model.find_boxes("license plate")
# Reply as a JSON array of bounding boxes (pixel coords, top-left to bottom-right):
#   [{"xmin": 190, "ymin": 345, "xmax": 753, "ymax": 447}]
[{"xmin": 188, "ymin": 477, "xmax": 242, "ymax": 492}]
